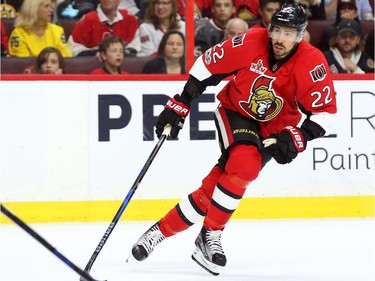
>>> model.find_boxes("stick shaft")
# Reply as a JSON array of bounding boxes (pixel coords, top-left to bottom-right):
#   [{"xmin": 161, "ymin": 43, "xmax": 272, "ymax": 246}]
[
  {"xmin": 0, "ymin": 204, "xmax": 101, "ymax": 281},
  {"xmin": 81, "ymin": 131, "xmax": 169, "ymax": 278}
]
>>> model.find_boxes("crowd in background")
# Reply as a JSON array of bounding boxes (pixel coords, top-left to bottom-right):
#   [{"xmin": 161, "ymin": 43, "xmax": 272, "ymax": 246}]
[{"xmin": 1, "ymin": 0, "xmax": 374, "ymax": 74}]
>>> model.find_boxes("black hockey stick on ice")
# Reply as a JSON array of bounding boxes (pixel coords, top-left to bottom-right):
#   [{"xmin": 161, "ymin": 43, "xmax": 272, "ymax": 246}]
[
  {"xmin": 0, "ymin": 203, "xmax": 105, "ymax": 281},
  {"xmin": 79, "ymin": 125, "xmax": 171, "ymax": 281}
]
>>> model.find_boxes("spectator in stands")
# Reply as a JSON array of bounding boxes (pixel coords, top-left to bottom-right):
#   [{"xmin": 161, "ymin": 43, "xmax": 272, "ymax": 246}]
[
  {"xmin": 119, "ymin": 0, "xmax": 186, "ymax": 21},
  {"xmin": 25, "ymin": 46, "xmax": 66, "ymax": 73},
  {"xmin": 8, "ymin": 0, "xmax": 72, "ymax": 57},
  {"xmin": 67, "ymin": 0, "xmax": 140, "ymax": 56},
  {"xmin": 224, "ymin": 17, "xmax": 248, "ymax": 40},
  {"xmin": 325, "ymin": 0, "xmax": 338, "ymax": 21},
  {"xmin": 194, "ymin": 0, "xmax": 235, "ymax": 58},
  {"xmin": 1, "ymin": 20, "xmax": 9, "ymax": 56},
  {"xmin": 102, "ymin": 0, "xmax": 186, "ymax": 22},
  {"xmin": 319, "ymin": 0, "xmax": 360, "ymax": 52},
  {"xmin": 324, "ymin": 19, "xmax": 374, "ymax": 73},
  {"xmin": 142, "ymin": 29, "xmax": 185, "ymax": 74},
  {"xmin": 72, "ymin": 0, "xmax": 140, "ymax": 18},
  {"xmin": 356, "ymin": 0, "xmax": 374, "ymax": 21},
  {"xmin": 91, "ymin": 35, "xmax": 129, "ymax": 74},
  {"xmin": 251, "ymin": 0, "xmax": 281, "ymax": 28},
  {"xmin": 194, "ymin": 0, "xmax": 259, "ymax": 20},
  {"xmin": 293, "ymin": 0, "xmax": 327, "ymax": 19},
  {"xmin": 137, "ymin": 0, "xmax": 186, "ymax": 57},
  {"xmin": 335, "ymin": 0, "xmax": 360, "ymax": 23},
  {"xmin": 322, "ymin": 0, "xmax": 373, "ymax": 21}
]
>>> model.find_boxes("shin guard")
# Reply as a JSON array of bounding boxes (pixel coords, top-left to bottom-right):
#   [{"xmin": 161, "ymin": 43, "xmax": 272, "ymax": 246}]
[
  {"xmin": 160, "ymin": 166, "xmax": 224, "ymax": 237},
  {"xmin": 205, "ymin": 145, "xmax": 262, "ymax": 230}
]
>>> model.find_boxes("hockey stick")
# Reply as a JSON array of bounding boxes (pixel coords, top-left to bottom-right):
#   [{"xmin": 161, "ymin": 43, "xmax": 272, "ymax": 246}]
[
  {"xmin": 79, "ymin": 125, "xmax": 171, "ymax": 281},
  {"xmin": 0, "ymin": 203, "xmax": 105, "ymax": 281}
]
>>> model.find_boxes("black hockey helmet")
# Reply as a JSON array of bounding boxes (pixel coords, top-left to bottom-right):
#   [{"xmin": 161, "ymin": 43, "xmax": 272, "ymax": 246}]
[{"xmin": 270, "ymin": 3, "xmax": 308, "ymax": 33}]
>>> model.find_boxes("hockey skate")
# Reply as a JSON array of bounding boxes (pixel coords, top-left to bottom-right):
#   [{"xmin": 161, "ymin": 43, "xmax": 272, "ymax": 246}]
[
  {"xmin": 191, "ymin": 226, "xmax": 227, "ymax": 275},
  {"xmin": 127, "ymin": 222, "xmax": 165, "ymax": 262}
]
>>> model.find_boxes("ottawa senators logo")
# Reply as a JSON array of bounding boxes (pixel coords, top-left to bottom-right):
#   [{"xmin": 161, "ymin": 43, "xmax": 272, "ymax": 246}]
[
  {"xmin": 231, "ymin": 33, "xmax": 245, "ymax": 48},
  {"xmin": 239, "ymin": 75, "xmax": 283, "ymax": 121},
  {"xmin": 309, "ymin": 64, "xmax": 327, "ymax": 82}
]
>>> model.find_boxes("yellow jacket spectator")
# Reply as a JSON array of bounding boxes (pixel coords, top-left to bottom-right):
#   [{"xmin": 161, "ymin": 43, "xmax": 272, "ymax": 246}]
[{"xmin": 8, "ymin": 0, "xmax": 71, "ymax": 57}]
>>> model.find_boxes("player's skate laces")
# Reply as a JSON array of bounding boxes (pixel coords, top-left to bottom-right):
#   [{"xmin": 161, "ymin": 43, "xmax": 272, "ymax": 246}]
[
  {"xmin": 129, "ymin": 222, "xmax": 165, "ymax": 261},
  {"xmin": 191, "ymin": 226, "xmax": 227, "ymax": 275}
]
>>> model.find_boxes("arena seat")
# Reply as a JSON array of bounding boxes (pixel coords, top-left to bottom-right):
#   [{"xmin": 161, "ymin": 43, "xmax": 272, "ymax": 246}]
[
  {"xmin": 63, "ymin": 55, "xmax": 153, "ymax": 74},
  {"xmin": 1, "ymin": 57, "xmax": 35, "ymax": 74},
  {"xmin": 1, "ymin": 55, "xmax": 153, "ymax": 74},
  {"xmin": 306, "ymin": 20, "xmax": 333, "ymax": 48},
  {"xmin": 360, "ymin": 21, "xmax": 375, "ymax": 38},
  {"xmin": 123, "ymin": 56, "xmax": 153, "ymax": 74},
  {"xmin": 59, "ymin": 19, "xmax": 78, "ymax": 39}
]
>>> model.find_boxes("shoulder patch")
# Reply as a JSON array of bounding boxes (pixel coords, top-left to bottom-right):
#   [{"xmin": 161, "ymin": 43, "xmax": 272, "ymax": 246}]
[
  {"xmin": 231, "ymin": 33, "xmax": 245, "ymax": 48},
  {"xmin": 310, "ymin": 64, "xmax": 327, "ymax": 82}
]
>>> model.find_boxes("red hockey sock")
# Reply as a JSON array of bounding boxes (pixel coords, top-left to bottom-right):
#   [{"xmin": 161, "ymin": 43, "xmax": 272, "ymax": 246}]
[
  {"xmin": 159, "ymin": 208, "xmax": 186, "ymax": 237},
  {"xmin": 204, "ymin": 173, "xmax": 246, "ymax": 230},
  {"xmin": 194, "ymin": 165, "xmax": 224, "ymax": 210}
]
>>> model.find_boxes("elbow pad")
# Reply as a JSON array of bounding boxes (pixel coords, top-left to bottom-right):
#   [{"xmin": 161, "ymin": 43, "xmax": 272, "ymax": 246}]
[
  {"xmin": 181, "ymin": 75, "xmax": 207, "ymax": 102},
  {"xmin": 181, "ymin": 73, "xmax": 232, "ymax": 102}
]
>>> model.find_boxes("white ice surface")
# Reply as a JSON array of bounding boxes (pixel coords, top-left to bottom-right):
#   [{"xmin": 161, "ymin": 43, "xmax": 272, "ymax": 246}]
[{"xmin": 1, "ymin": 218, "xmax": 374, "ymax": 281}]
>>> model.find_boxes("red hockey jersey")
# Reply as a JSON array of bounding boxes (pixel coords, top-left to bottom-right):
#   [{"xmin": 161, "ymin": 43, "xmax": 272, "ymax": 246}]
[
  {"xmin": 68, "ymin": 9, "xmax": 138, "ymax": 56},
  {"xmin": 190, "ymin": 28, "xmax": 337, "ymax": 138}
]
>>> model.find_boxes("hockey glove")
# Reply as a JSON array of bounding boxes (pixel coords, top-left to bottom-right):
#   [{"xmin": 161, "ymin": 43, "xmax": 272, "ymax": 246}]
[
  {"xmin": 263, "ymin": 126, "xmax": 306, "ymax": 164},
  {"xmin": 156, "ymin": 94, "xmax": 190, "ymax": 139}
]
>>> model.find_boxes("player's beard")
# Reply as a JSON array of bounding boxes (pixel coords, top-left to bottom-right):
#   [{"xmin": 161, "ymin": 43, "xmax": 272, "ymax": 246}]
[
  {"xmin": 272, "ymin": 43, "xmax": 287, "ymax": 59},
  {"xmin": 272, "ymin": 41, "xmax": 298, "ymax": 60}
]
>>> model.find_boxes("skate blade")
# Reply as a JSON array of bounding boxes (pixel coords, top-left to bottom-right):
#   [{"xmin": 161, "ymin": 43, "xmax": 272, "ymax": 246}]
[
  {"xmin": 126, "ymin": 253, "xmax": 136, "ymax": 263},
  {"xmin": 191, "ymin": 247, "xmax": 221, "ymax": 276}
]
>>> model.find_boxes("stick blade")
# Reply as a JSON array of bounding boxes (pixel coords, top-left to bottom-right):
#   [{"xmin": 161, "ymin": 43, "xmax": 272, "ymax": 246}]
[{"xmin": 79, "ymin": 274, "xmax": 107, "ymax": 281}]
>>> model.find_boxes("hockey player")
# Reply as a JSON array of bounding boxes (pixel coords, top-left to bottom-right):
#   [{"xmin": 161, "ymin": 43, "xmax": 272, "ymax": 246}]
[{"xmin": 128, "ymin": 3, "xmax": 337, "ymax": 276}]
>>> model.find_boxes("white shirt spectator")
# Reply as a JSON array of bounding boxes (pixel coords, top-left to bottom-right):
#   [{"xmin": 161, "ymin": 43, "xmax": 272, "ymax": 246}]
[{"xmin": 137, "ymin": 19, "xmax": 186, "ymax": 57}]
